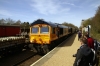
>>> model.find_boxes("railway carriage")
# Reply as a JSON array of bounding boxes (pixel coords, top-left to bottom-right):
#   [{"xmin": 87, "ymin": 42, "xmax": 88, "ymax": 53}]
[
  {"xmin": 0, "ymin": 25, "xmax": 20, "ymax": 37},
  {"xmin": 30, "ymin": 19, "xmax": 72, "ymax": 54}
]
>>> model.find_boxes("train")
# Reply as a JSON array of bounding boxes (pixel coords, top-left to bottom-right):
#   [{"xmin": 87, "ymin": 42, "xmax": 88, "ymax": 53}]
[
  {"xmin": 0, "ymin": 25, "xmax": 20, "ymax": 37},
  {"xmin": 29, "ymin": 19, "xmax": 76, "ymax": 54}
]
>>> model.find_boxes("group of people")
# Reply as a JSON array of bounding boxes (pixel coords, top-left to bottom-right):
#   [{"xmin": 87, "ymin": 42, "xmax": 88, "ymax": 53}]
[{"xmin": 73, "ymin": 31, "xmax": 97, "ymax": 66}]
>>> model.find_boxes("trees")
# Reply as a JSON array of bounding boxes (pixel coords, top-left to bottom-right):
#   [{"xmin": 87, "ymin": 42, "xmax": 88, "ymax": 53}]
[
  {"xmin": 92, "ymin": 6, "xmax": 100, "ymax": 33},
  {"xmin": 62, "ymin": 22, "xmax": 78, "ymax": 30},
  {"xmin": 0, "ymin": 18, "xmax": 15, "ymax": 25},
  {"xmin": 81, "ymin": 19, "xmax": 92, "ymax": 27},
  {"xmin": 0, "ymin": 19, "xmax": 5, "ymax": 24},
  {"xmin": 0, "ymin": 18, "xmax": 30, "ymax": 30},
  {"xmin": 14, "ymin": 20, "xmax": 21, "ymax": 25},
  {"xmin": 6, "ymin": 18, "xmax": 15, "ymax": 25},
  {"xmin": 80, "ymin": 6, "xmax": 100, "ymax": 41}
]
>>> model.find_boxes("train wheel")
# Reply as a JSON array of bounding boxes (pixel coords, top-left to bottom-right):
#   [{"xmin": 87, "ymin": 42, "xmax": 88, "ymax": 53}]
[
  {"xmin": 33, "ymin": 44, "xmax": 40, "ymax": 54},
  {"xmin": 41, "ymin": 45, "xmax": 49, "ymax": 55}
]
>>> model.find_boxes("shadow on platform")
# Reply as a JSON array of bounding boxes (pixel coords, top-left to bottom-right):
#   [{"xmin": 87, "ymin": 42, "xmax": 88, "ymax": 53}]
[{"xmin": 58, "ymin": 34, "xmax": 77, "ymax": 47}]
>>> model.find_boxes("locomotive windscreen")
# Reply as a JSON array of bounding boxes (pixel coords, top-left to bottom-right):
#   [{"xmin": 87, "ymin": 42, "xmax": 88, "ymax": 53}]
[
  {"xmin": 40, "ymin": 26, "xmax": 49, "ymax": 33},
  {"xmin": 31, "ymin": 27, "xmax": 38, "ymax": 33}
]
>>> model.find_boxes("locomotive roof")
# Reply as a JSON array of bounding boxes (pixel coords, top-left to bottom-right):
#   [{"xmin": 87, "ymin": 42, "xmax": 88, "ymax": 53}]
[
  {"xmin": 31, "ymin": 19, "xmax": 68, "ymax": 28},
  {"xmin": 31, "ymin": 19, "xmax": 57, "ymax": 27}
]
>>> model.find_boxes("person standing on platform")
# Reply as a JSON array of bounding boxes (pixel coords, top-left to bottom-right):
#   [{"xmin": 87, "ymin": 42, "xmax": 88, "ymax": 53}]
[
  {"xmin": 73, "ymin": 37, "xmax": 95, "ymax": 66},
  {"xmin": 84, "ymin": 34, "xmax": 94, "ymax": 49},
  {"xmin": 78, "ymin": 30, "xmax": 82, "ymax": 41}
]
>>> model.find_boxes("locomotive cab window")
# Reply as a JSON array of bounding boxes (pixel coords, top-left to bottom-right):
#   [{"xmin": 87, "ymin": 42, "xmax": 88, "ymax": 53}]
[
  {"xmin": 40, "ymin": 26, "xmax": 49, "ymax": 33},
  {"xmin": 31, "ymin": 27, "xmax": 38, "ymax": 33}
]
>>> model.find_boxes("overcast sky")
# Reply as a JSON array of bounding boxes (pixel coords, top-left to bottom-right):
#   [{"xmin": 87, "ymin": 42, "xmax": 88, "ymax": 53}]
[{"xmin": 0, "ymin": 0, "xmax": 100, "ymax": 27}]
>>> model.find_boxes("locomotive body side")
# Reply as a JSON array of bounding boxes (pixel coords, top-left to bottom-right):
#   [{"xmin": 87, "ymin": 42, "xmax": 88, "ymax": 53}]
[{"xmin": 57, "ymin": 25, "xmax": 69, "ymax": 38}]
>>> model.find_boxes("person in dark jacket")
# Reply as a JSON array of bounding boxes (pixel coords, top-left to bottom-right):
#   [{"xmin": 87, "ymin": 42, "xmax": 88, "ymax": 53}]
[
  {"xmin": 78, "ymin": 30, "xmax": 82, "ymax": 41},
  {"xmin": 84, "ymin": 34, "xmax": 94, "ymax": 49},
  {"xmin": 73, "ymin": 34, "xmax": 94, "ymax": 57},
  {"xmin": 73, "ymin": 37, "xmax": 94, "ymax": 66}
]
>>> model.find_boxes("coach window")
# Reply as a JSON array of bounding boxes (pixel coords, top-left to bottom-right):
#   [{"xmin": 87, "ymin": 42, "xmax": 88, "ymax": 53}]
[
  {"xmin": 52, "ymin": 28, "xmax": 55, "ymax": 34},
  {"xmin": 31, "ymin": 27, "xmax": 38, "ymax": 33}
]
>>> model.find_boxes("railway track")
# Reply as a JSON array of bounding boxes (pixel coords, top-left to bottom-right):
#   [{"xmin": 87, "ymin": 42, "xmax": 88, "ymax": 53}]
[
  {"xmin": 0, "ymin": 49, "xmax": 38, "ymax": 66},
  {"xmin": 0, "ymin": 34, "xmax": 72, "ymax": 66},
  {"xmin": 18, "ymin": 35, "xmax": 72, "ymax": 66},
  {"xmin": 18, "ymin": 55, "xmax": 42, "ymax": 66}
]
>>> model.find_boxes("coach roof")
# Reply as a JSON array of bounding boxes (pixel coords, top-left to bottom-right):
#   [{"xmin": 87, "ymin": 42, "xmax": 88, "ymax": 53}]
[
  {"xmin": 58, "ymin": 25, "xmax": 68, "ymax": 28},
  {"xmin": 0, "ymin": 24, "xmax": 20, "ymax": 27}
]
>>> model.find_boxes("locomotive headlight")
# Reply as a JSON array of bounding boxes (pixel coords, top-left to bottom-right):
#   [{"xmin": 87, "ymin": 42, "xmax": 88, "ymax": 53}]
[
  {"xmin": 30, "ymin": 40, "xmax": 33, "ymax": 43},
  {"xmin": 30, "ymin": 38, "xmax": 35, "ymax": 43}
]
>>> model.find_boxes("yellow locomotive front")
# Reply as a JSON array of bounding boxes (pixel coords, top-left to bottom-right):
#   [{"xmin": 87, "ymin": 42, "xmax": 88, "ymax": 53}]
[{"xmin": 30, "ymin": 24, "xmax": 51, "ymax": 44}]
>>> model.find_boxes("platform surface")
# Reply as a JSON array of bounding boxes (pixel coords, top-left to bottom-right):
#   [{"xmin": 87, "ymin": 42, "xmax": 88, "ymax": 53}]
[{"xmin": 31, "ymin": 34, "xmax": 80, "ymax": 66}]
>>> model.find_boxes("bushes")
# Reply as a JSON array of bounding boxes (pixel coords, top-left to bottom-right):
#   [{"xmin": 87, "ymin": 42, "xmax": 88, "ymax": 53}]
[{"xmin": 80, "ymin": 6, "xmax": 100, "ymax": 41}]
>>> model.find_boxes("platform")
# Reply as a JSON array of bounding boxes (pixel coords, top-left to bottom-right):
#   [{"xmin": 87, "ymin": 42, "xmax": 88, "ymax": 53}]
[{"xmin": 30, "ymin": 34, "xmax": 80, "ymax": 66}]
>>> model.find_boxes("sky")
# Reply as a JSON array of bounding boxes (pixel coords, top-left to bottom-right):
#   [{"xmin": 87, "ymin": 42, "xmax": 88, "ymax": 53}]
[{"xmin": 0, "ymin": 0, "xmax": 100, "ymax": 27}]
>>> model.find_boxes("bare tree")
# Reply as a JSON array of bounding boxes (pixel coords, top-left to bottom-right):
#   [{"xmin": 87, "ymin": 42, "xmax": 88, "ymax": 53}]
[
  {"xmin": 6, "ymin": 18, "xmax": 15, "ymax": 25},
  {"xmin": 14, "ymin": 20, "xmax": 21, "ymax": 25},
  {"xmin": 0, "ymin": 19, "xmax": 5, "ymax": 24}
]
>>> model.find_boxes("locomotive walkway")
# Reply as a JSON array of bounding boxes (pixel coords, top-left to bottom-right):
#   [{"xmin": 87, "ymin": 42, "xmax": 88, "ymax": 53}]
[{"xmin": 30, "ymin": 34, "xmax": 80, "ymax": 66}]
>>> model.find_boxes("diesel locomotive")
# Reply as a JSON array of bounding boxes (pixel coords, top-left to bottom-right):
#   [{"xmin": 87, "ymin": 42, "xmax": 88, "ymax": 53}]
[{"xmin": 29, "ymin": 19, "xmax": 75, "ymax": 54}]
